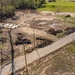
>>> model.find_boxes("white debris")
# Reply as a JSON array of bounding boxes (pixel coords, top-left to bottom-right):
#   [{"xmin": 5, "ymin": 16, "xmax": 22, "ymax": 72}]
[
  {"xmin": 50, "ymin": 23, "xmax": 57, "ymax": 27},
  {"xmin": 38, "ymin": 22, "xmax": 47, "ymax": 25},
  {"xmin": 3, "ymin": 23, "xmax": 21, "ymax": 29}
]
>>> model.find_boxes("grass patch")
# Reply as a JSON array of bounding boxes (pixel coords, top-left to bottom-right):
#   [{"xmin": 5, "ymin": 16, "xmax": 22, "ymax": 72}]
[
  {"xmin": 0, "ymin": 43, "xmax": 7, "ymax": 50},
  {"xmin": 56, "ymin": 15, "xmax": 75, "ymax": 26},
  {"xmin": 56, "ymin": 32, "xmax": 64, "ymax": 38},
  {"xmin": 38, "ymin": 1, "xmax": 75, "ymax": 12},
  {"xmin": 67, "ymin": 44, "xmax": 75, "ymax": 54}
]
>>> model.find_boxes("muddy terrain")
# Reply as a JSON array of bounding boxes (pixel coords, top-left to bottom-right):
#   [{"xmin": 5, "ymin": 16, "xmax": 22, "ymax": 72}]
[{"xmin": 0, "ymin": 10, "xmax": 75, "ymax": 65}]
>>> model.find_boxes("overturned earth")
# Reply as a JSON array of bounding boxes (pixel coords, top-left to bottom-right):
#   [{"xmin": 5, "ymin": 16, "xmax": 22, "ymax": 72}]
[{"xmin": 15, "ymin": 43, "xmax": 75, "ymax": 75}]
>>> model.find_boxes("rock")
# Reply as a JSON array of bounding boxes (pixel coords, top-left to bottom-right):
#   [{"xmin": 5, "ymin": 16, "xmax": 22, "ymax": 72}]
[
  {"xmin": 65, "ymin": 14, "xmax": 71, "ymax": 18},
  {"xmin": 48, "ymin": 27, "xmax": 56, "ymax": 35},
  {"xmin": 56, "ymin": 29, "xmax": 63, "ymax": 33},
  {"xmin": 12, "ymin": 16, "xmax": 19, "ymax": 20}
]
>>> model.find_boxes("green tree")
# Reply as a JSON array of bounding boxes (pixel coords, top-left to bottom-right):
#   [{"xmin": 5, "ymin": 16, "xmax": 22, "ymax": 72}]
[{"xmin": 0, "ymin": 0, "xmax": 45, "ymax": 21}]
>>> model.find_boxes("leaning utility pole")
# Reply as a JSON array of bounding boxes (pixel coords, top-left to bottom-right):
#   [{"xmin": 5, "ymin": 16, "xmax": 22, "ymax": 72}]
[
  {"xmin": 3, "ymin": 21, "xmax": 20, "ymax": 75},
  {"xmin": 8, "ymin": 29, "xmax": 15, "ymax": 75}
]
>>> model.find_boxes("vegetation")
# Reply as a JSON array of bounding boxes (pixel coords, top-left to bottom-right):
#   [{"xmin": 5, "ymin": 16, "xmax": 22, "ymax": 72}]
[
  {"xmin": 0, "ymin": 0, "xmax": 45, "ymax": 21},
  {"xmin": 1, "ymin": 0, "xmax": 75, "ymax": 21},
  {"xmin": 38, "ymin": 1, "xmax": 75, "ymax": 12},
  {"xmin": 67, "ymin": 43, "xmax": 75, "ymax": 53}
]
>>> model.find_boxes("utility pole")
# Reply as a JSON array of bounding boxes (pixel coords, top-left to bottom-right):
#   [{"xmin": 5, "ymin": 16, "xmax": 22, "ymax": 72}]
[
  {"xmin": 23, "ymin": 44, "xmax": 29, "ymax": 75},
  {"xmin": 0, "ymin": 49, "xmax": 3, "ymax": 75},
  {"xmin": 32, "ymin": 18, "xmax": 36, "ymax": 47},
  {"xmin": 32, "ymin": 18, "xmax": 40, "ymax": 58},
  {"xmin": 34, "ymin": 29, "xmax": 36, "ymax": 47},
  {"xmin": 8, "ymin": 29, "xmax": 15, "ymax": 75},
  {"xmin": 3, "ymin": 21, "xmax": 20, "ymax": 75}
]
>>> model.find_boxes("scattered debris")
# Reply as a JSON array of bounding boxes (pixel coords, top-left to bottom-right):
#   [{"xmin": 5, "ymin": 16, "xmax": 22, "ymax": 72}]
[
  {"xmin": 36, "ymin": 37, "xmax": 53, "ymax": 48},
  {"xmin": 15, "ymin": 33, "xmax": 31, "ymax": 45},
  {"xmin": 55, "ymin": 29, "xmax": 63, "ymax": 33},
  {"xmin": 0, "ymin": 37, "xmax": 7, "ymax": 43},
  {"xmin": 64, "ymin": 27, "xmax": 75, "ymax": 35},
  {"xmin": 15, "ymin": 38, "xmax": 31, "ymax": 45},
  {"xmin": 3, "ymin": 23, "xmax": 21, "ymax": 29}
]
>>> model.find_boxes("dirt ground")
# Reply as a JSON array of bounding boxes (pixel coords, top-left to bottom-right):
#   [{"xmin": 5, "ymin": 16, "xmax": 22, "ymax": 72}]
[
  {"xmin": 0, "ymin": 10, "xmax": 58, "ymax": 57},
  {"xmin": 0, "ymin": 10, "xmax": 75, "ymax": 66},
  {"xmin": 10, "ymin": 10, "xmax": 59, "ymax": 50},
  {"xmin": 15, "ymin": 43, "xmax": 75, "ymax": 75}
]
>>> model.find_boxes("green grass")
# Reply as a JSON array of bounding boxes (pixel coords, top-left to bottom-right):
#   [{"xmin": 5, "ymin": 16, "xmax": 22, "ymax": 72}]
[
  {"xmin": 59, "ymin": 15, "xmax": 75, "ymax": 26},
  {"xmin": 67, "ymin": 44, "xmax": 75, "ymax": 53},
  {"xmin": 38, "ymin": 1, "xmax": 75, "ymax": 12},
  {"xmin": 56, "ymin": 32, "xmax": 64, "ymax": 38},
  {"xmin": 0, "ymin": 43, "xmax": 7, "ymax": 50}
]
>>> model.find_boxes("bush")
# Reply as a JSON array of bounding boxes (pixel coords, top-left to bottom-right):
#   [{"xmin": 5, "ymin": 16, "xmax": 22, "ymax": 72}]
[
  {"xmin": 0, "ymin": 5, "xmax": 15, "ymax": 21},
  {"xmin": 5, "ymin": 5, "xmax": 15, "ymax": 18},
  {"xmin": 0, "ymin": 0, "xmax": 45, "ymax": 21},
  {"xmin": 51, "ymin": 5, "xmax": 56, "ymax": 8}
]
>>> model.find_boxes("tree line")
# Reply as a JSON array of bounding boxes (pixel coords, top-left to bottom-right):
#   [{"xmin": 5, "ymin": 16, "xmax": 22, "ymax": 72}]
[{"xmin": 0, "ymin": 0, "xmax": 45, "ymax": 22}]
